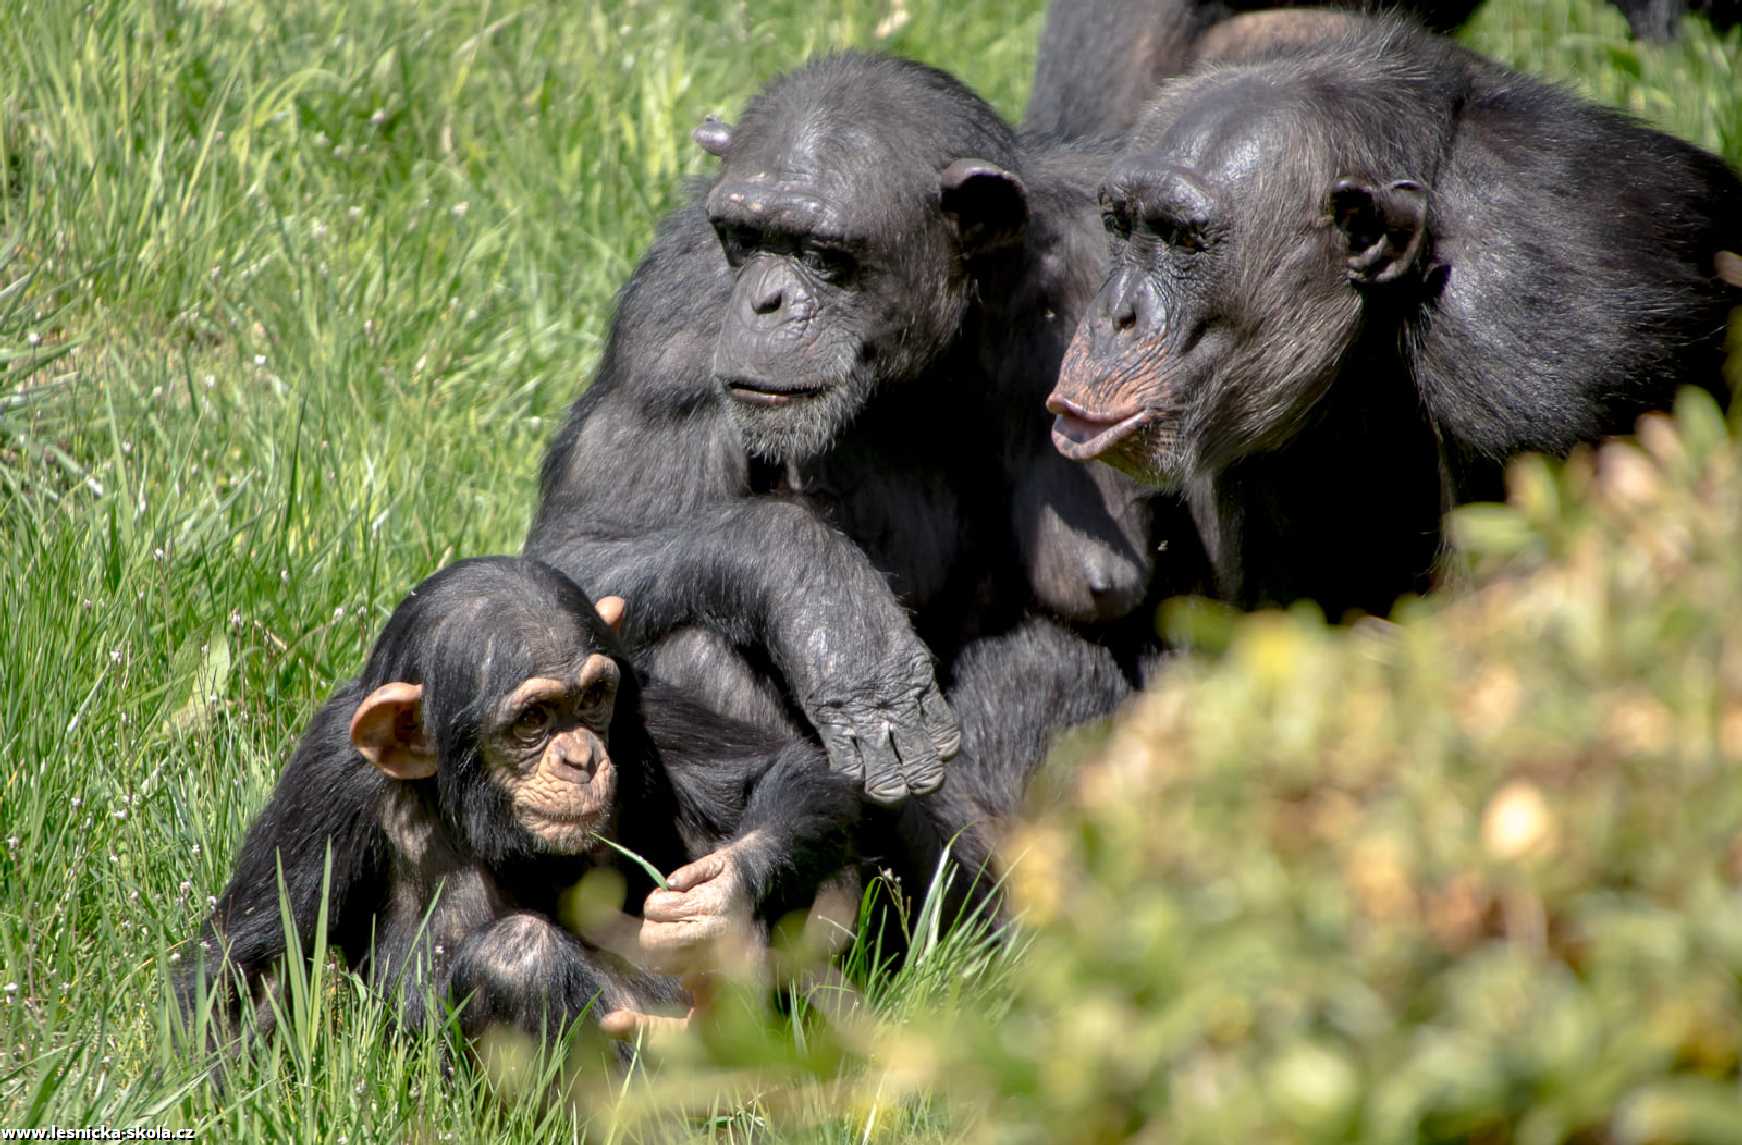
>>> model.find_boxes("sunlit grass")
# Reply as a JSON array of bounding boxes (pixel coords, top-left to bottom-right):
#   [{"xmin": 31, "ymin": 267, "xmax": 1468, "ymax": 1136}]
[{"xmin": 0, "ymin": 0, "xmax": 1736, "ymax": 1139}]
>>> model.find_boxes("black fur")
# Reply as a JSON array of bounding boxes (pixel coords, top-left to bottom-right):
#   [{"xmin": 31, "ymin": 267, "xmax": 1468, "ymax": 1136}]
[
  {"xmin": 1024, "ymin": 0, "xmax": 1487, "ymax": 142},
  {"xmin": 525, "ymin": 53, "xmax": 1191, "ymax": 811},
  {"xmin": 1049, "ymin": 18, "xmax": 1742, "ymax": 619},
  {"xmin": 180, "ymin": 558, "xmax": 859, "ymax": 1056}
]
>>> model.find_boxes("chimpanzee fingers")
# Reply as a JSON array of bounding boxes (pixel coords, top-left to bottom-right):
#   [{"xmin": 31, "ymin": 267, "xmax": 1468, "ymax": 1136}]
[
  {"xmin": 638, "ymin": 915, "xmax": 726, "ymax": 973},
  {"xmin": 816, "ymin": 721, "xmax": 866, "ymax": 783},
  {"xmin": 889, "ymin": 716, "xmax": 944, "ymax": 797},
  {"xmin": 858, "ymin": 719, "xmax": 910, "ymax": 807},
  {"xmin": 921, "ymin": 686, "xmax": 962, "ymax": 762},
  {"xmin": 600, "ymin": 1008, "xmax": 693, "ymax": 1042},
  {"xmin": 665, "ymin": 851, "xmax": 730, "ymax": 893}
]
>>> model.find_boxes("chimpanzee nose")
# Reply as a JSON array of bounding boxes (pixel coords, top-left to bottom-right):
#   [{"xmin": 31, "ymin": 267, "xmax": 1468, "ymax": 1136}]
[
  {"xmin": 554, "ymin": 734, "xmax": 598, "ymax": 779},
  {"xmin": 751, "ymin": 280, "xmax": 784, "ymax": 316},
  {"xmin": 1111, "ymin": 295, "xmax": 1138, "ymax": 334}
]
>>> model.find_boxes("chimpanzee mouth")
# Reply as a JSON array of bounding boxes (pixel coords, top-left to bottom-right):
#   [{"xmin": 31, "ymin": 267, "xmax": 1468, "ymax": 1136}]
[
  {"xmin": 1049, "ymin": 406, "xmax": 1154, "ymax": 462},
  {"xmin": 723, "ymin": 378, "xmax": 827, "ymax": 408}
]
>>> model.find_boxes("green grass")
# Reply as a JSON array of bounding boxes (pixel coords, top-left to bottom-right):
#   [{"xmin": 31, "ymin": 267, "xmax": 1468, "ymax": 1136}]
[{"xmin": 0, "ymin": 0, "xmax": 1737, "ymax": 1140}]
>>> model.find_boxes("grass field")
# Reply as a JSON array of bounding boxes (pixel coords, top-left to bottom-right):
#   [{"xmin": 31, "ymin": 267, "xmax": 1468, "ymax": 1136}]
[{"xmin": 1, "ymin": 1, "xmax": 1738, "ymax": 1141}]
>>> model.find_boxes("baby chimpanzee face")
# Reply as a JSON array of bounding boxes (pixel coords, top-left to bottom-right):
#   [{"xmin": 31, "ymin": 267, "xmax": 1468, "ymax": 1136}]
[
  {"xmin": 479, "ymin": 649, "xmax": 622, "ymax": 852},
  {"xmin": 347, "ymin": 558, "xmax": 636, "ymax": 860}
]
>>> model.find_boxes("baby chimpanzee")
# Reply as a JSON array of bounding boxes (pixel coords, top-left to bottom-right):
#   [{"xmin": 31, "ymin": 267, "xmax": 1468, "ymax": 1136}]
[{"xmin": 180, "ymin": 557, "xmax": 858, "ymax": 1056}]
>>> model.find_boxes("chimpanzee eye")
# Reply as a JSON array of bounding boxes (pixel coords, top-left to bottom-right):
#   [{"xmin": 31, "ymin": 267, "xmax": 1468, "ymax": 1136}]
[
  {"xmin": 800, "ymin": 244, "xmax": 856, "ymax": 282},
  {"xmin": 511, "ymin": 704, "xmax": 552, "ymax": 743},
  {"xmin": 716, "ymin": 224, "xmax": 762, "ymax": 268},
  {"xmin": 577, "ymin": 679, "xmax": 615, "ymax": 714}
]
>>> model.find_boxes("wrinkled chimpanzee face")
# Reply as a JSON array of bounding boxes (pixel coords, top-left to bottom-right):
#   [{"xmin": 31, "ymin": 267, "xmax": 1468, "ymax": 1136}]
[
  {"xmin": 1047, "ymin": 78, "xmax": 1430, "ymax": 487},
  {"xmin": 349, "ymin": 560, "xmax": 636, "ymax": 861},
  {"xmin": 697, "ymin": 113, "xmax": 1026, "ymax": 463},
  {"xmin": 473, "ymin": 647, "xmax": 622, "ymax": 853}
]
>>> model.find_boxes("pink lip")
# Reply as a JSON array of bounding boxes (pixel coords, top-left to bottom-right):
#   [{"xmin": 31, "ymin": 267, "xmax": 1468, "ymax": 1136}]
[{"xmin": 1047, "ymin": 395, "xmax": 1153, "ymax": 462}]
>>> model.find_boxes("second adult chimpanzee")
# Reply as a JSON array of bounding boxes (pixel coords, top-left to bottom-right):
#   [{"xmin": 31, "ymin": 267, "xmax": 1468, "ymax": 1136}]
[
  {"xmin": 526, "ymin": 54, "xmax": 1186, "ymax": 807},
  {"xmin": 1048, "ymin": 18, "xmax": 1742, "ymax": 619},
  {"xmin": 1025, "ymin": 0, "xmax": 1739, "ymax": 142},
  {"xmin": 180, "ymin": 558, "xmax": 860, "ymax": 1056},
  {"xmin": 1024, "ymin": 0, "xmax": 1483, "ymax": 141}
]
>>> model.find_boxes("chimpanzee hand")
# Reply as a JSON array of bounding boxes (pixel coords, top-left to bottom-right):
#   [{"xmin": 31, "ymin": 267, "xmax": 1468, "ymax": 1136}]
[
  {"xmin": 637, "ymin": 850, "xmax": 762, "ymax": 978},
  {"xmin": 787, "ymin": 632, "xmax": 961, "ymax": 807}
]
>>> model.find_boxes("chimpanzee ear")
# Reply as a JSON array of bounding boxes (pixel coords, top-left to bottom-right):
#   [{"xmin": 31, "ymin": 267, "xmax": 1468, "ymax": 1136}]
[
  {"xmin": 693, "ymin": 115, "xmax": 733, "ymax": 158},
  {"xmin": 350, "ymin": 682, "xmax": 436, "ymax": 781},
  {"xmin": 594, "ymin": 595, "xmax": 628, "ymax": 635},
  {"xmin": 1327, "ymin": 177, "xmax": 1431, "ymax": 286},
  {"xmin": 940, "ymin": 159, "xmax": 1028, "ymax": 259}
]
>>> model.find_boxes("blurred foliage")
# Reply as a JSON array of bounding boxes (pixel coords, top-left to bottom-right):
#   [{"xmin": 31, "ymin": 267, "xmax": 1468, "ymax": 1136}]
[{"xmin": 919, "ymin": 377, "xmax": 1742, "ymax": 1144}]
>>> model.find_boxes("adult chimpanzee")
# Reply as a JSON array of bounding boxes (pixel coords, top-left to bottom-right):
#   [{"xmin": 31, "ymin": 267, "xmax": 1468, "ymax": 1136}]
[
  {"xmin": 1047, "ymin": 18, "xmax": 1742, "ymax": 619},
  {"xmin": 180, "ymin": 558, "xmax": 860, "ymax": 1054},
  {"xmin": 526, "ymin": 54, "xmax": 1187, "ymax": 808},
  {"xmin": 1024, "ymin": 0, "xmax": 1483, "ymax": 141},
  {"xmin": 1607, "ymin": 0, "xmax": 1738, "ymax": 39},
  {"xmin": 1024, "ymin": 0, "xmax": 1740, "ymax": 144}
]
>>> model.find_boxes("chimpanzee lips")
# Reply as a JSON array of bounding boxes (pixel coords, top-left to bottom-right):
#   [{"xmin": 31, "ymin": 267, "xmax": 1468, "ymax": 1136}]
[
  {"xmin": 1048, "ymin": 397, "xmax": 1154, "ymax": 462},
  {"xmin": 723, "ymin": 378, "xmax": 826, "ymax": 408}
]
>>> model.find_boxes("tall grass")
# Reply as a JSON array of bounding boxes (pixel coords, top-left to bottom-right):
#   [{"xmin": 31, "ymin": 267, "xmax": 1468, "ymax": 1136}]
[{"xmin": 0, "ymin": 0, "xmax": 1736, "ymax": 1139}]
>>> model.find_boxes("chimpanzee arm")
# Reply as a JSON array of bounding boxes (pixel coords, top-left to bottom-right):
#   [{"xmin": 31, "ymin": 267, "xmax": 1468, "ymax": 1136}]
[
  {"xmin": 526, "ymin": 204, "xmax": 958, "ymax": 804},
  {"xmin": 620, "ymin": 687, "xmax": 861, "ymax": 971},
  {"xmin": 180, "ymin": 688, "xmax": 389, "ymax": 1040}
]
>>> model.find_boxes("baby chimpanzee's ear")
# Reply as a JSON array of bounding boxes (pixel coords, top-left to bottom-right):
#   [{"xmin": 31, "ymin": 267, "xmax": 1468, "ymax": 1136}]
[
  {"xmin": 350, "ymin": 682, "xmax": 437, "ymax": 781},
  {"xmin": 594, "ymin": 595, "xmax": 628, "ymax": 635}
]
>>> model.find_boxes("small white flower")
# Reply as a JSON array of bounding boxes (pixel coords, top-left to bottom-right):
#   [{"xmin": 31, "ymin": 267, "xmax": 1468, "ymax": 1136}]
[
  {"xmin": 152, "ymin": 548, "xmax": 165, "ymax": 562},
  {"xmin": 369, "ymin": 108, "xmax": 387, "ymax": 126},
  {"xmin": 4, "ymin": 983, "xmax": 16, "ymax": 994},
  {"xmin": 210, "ymin": 264, "xmax": 222, "ymax": 280},
  {"xmin": 203, "ymin": 374, "xmax": 216, "ymax": 389},
  {"xmin": 280, "ymin": 569, "xmax": 290, "ymax": 584},
  {"xmin": 333, "ymin": 605, "xmax": 346, "ymax": 620},
  {"xmin": 206, "ymin": 895, "xmax": 217, "ymax": 909},
  {"xmin": 66, "ymin": 716, "xmax": 79, "ymax": 734},
  {"xmin": 311, "ymin": 221, "xmax": 328, "ymax": 240},
  {"xmin": 450, "ymin": 201, "xmax": 469, "ymax": 218},
  {"xmin": 5, "ymin": 836, "xmax": 17, "ymax": 850},
  {"xmin": 191, "ymin": 843, "xmax": 201, "ymax": 857},
  {"xmin": 254, "ymin": 353, "xmax": 267, "ymax": 367},
  {"xmin": 121, "ymin": 440, "xmax": 133, "ymax": 454},
  {"xmin": 179, "ymin": 881, "xmax": 191, "ymax": 896},
  {"xmin": 70, "ymin": 797, "xmax": 81, "ymax": 809},
  {"xmin": 348, "ymin": 205, "xmax": 363, "ymax": 221},
  {"xmin": 26, "ymin": 332, "xmax": 41, "ymax": 347},
  {"xmin": 109, "ymin": 648, "xmax": 123, "ymax": 663},
  {"xmin": 229, "ymin": 609, "xmax": 242, "ymax": 628},
  {"xmin": 113, "ymin": 808, "xmax": 127, "ymax": 821},
  {"xmin": 168, "ymin": 951, "xmax": 181, "ymax": 964}
]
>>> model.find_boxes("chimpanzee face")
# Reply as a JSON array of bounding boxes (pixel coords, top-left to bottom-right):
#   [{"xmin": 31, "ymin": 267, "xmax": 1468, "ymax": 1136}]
[
  {"xmin": 476, "ymin": 650, "xmax": 621, "ymax": 853},
  {"xmin": 348, "ymin": 558, "xmax": 637, "ymax": 861},
  {"xmin": 1047, "ymin": 79, "xmax": 1429, "ymax": 486},
  {"xmin": 695, "ymin": 98, "xmax": 1027, "ymax": 463}
]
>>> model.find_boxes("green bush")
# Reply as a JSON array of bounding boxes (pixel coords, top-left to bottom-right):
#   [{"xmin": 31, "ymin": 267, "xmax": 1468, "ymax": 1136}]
[{"xmin": 925, "ymin": 382, "xmax": 1742, "ymax": 1144}]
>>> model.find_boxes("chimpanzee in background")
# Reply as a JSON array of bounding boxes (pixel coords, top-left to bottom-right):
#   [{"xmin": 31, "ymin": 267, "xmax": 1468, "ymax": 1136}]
[
  {"xmin": 1025, "ymin": 0, "xmax": 1740, "ymax": 143},
  {"xmin": 525, "ymin": 54, "xmax": 1192, "ymax": 809},
  {"xmin": 1024, "ymin": 0, "xmax": 1483, "ymax": 141},
  {"xmin": 1047, "ymin": 17, "xmax": 1742, "ymax": 619},
  {"xmin": 1608, "ymin": 0, "xmax": 1738, "ymax": 39},
  {"xmin": 179, "ymin": 558, "xmax": 860, "ymax": 1056}
]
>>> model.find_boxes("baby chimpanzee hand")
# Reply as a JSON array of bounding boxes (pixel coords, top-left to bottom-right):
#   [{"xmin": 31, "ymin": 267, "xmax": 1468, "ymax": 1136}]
[{"xmin": 636, "ymin": 849, "xmax": 762, "ymax": 978}]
